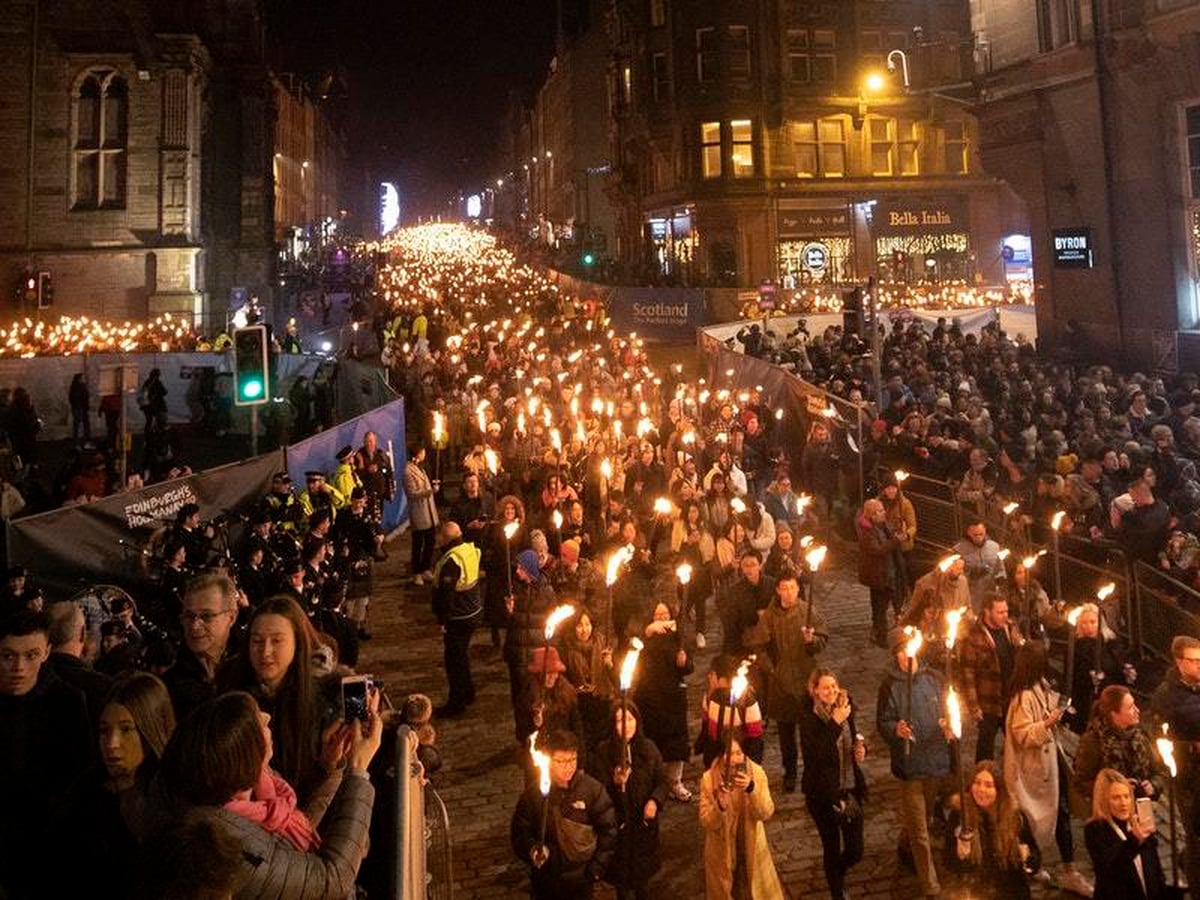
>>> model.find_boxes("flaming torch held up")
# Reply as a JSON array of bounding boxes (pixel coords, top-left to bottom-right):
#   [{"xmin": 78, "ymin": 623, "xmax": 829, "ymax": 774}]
[
  {"xmin": 1157, "ymin": 726, "xmax": 1180, "ymax": 886},
  {"xmin": 804, "ymin": 544, "xmax": 827, "ymax": 629},
  {"xmin": 618, "ymin": 638, "xmax": 644, "ymax": 768},
  {"xmin": 903, "ymin": 627, "xmax": 924, "ymax": 757},
  {"xmin": 724, "ymin": 660, "xmax": 751, "ymax": 786}
]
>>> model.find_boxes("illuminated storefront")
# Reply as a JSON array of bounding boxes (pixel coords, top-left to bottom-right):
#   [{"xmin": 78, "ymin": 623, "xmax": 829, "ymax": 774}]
[
  {"xmin": 645, "ymin": 206, "xmax": 699, "ymax": 280},
  {"xmin": 871, "ymin": 196, "xmax": 972, "ymax": 283},
  {"xmin": 777, "ymin": 206, "xmax": 856, "ymax": 286}
]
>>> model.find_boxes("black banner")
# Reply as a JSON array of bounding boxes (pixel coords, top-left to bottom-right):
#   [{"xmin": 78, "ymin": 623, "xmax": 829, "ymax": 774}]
[
  {"xmin": 778, "ymin": 208, "xmax": 851, "ymax": 239},
  {"xmin": 7, "ymin": 451, "xmax": 281, "ymax": 599}
]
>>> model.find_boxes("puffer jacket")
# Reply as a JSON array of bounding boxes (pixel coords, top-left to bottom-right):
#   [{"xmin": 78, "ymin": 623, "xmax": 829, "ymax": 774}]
[
  {"xmin": 876, "ymin": 662, "xmax": 952, "ymax": 781},
  {"xmin": 503, "ymin": 578, "xmax": 557, "ymax": 668},
  {"xmin": 214, "ymin": 770, "xmax": 374, "ymax": 899}
]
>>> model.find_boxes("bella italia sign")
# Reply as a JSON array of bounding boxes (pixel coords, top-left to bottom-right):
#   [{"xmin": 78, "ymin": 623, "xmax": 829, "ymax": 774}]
[{"xmin": 876, "ymin": 197, "xmax": 966, "ymax": 235}]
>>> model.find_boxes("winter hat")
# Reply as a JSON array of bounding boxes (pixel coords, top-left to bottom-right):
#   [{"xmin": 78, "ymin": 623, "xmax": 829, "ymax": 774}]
[
  {"xmin": 530, "ymin": 529, "xmax": 550, "ymax": 558},
  {"xmin": 517, "ymin": 549, "xmax": 540, "ymax": 580},
  {"xmin": 528, "ymin": 645, "xmax": 567, "ymax": 674},
  {"xmin": 560, "ymin": 539, "xmax": 581, "ymax": 565}
]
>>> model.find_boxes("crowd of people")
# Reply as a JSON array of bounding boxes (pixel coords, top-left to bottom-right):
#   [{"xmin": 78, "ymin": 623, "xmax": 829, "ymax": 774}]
[{"xmin": 2, "ymin": 223, "xmax": 1198, "ymax": 899}]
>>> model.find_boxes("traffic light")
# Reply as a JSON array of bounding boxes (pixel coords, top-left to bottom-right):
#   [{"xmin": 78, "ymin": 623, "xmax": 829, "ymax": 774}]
[
  {"xmin": 581, "ymin": 251, "xmax": 596, "ymax": 267},
  {"xmin": 233, "ymin": 325, "xmax": 269, "ymax": 407},
  {"xmin": 36, "ymin": 272, "xmax": 52, "ymax": 309}
]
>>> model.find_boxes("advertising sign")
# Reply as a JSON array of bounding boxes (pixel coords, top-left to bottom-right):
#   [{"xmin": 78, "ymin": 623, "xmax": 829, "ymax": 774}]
[
  {"xmin": 607, "ymin": 288, "xmax": 707, "ymax": 341},
  {"xmin": 777, "ymin": 208, "xmax": 851, "ymax": 238},
  {"xmin": 875, "ymin": 197, "xmax": 968, "ymax": 235},
  {"xmin": 802, "ymin": 242, "xmax": 830, "ymax": 273},
  {"xmin": 1052, "ymin": 228, "xmax": 1093, "ymax": 269}
]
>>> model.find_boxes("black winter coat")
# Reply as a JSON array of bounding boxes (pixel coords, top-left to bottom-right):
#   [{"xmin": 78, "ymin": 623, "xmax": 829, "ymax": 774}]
[
  {"xmin": 590, "ymin": 733, "xmax": 669, "ymax": 888},
  {"xmin": 511, "ymin": 769, "xmax": 617, "ymax": 898},
  {"xmin": 799, "ymin": 696, "xmax": 866, "ymax": 806},
  {"xmin": 1085, "ymin": 818, "xmax": 1169, "ymax": 900},
  {"xmin": 633, "ymin": 632, "xmax": 694, "ymax": 762}
]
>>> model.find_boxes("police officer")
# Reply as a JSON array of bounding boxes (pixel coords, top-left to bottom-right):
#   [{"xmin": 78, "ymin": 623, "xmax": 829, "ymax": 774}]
[
  {"xmin": 299, "ymin": 471, "xmax": 343, "ymax": 519},
  {"xmin": 262, "ymin": 472, "xmax": 303, "ymax": 533},
  {"xmin": 332, "ymin": 445, "xmax": 362, "ymax": 505}
]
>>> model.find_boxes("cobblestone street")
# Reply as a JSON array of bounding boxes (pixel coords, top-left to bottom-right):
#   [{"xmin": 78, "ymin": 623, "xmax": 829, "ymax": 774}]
[{"xmin": 363, "ymin": 535, "xmax": 1116, "ymax": 899}]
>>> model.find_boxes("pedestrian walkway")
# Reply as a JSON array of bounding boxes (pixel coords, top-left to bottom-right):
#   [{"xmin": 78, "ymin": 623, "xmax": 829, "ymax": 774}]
[{"xmin": 363, "ymin": 534, "xmax": 1116, "ymax": 898}]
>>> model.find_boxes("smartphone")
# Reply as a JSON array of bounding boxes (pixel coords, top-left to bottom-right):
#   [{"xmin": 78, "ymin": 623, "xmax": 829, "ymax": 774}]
[
  {"xmin": 1136, "ymin": 797, "xmax": 1155, "ymax": 830},
  {"xmin": 342, "ymin": 674, "xmax": 373, "ymax": 723}
]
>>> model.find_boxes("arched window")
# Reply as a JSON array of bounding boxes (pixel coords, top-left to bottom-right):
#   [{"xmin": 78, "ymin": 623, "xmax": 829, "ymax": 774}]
[{"xmin": 73, "ymin": 70, "xmax": 127, "ymax": 209}]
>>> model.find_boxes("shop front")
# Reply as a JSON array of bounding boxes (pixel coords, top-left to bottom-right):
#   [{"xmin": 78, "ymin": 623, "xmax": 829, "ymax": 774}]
[
  {"xmin": 871, "ymin": 195, "xmax": 971, "ymax": 283},
  {"xmin": 645, "ymin": 206, "xmax": 699, "ymax": 282},
  {"xmin": 776, "ymin": 205, "xmax": 856, "ymax": 287}
]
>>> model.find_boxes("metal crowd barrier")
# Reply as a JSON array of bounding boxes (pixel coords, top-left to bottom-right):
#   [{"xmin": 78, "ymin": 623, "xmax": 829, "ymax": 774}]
[
  {"xmin": 893, "ymin": 469, "xmax": 1200, "ymax": 660},
  {"xmin": 425, "ymin": 786, "xmax": 453, "ymax": 900},
  {"xmin": 391, "ymin": 725, "xmax": 429, "ymax": 900}
]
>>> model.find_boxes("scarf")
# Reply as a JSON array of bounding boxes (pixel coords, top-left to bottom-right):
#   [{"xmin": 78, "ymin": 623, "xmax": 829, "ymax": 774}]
[
  {"xmin": 816, "ymin": 701, "xmax": 856, "ymax": 791},
  {"xmin": 224, "ymin": 768, "xmax": 321, "ymax": 852},
  {"xmin": 1093, "ymin": 718, "xmax": 1157, "ymax": 784}
]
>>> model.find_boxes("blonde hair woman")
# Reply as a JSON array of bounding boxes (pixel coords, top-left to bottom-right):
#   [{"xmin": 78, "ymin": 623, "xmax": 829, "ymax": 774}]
[{"xmin": 1084, "ymin": 768, "xmax": 1169, "ymax": 900}]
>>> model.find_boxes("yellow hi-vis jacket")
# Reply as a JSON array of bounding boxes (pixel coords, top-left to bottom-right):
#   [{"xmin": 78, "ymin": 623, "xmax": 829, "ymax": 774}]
[{"xmin": 433, "ymin": 541, "xmax": 481, "ymax": 591}]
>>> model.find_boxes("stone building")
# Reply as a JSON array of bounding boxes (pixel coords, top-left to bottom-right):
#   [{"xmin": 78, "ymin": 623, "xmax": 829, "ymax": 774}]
[
  {"xmin": 603, "ymin": 0, "xmax": 1025, "ymax": 289},
  {"xmin": 0, "ymin": 0, "xmax": 344, "ymax": 331},
  {"xmin": 971, "ymin": 0, "xmax": 1200, "ymax": 368}
]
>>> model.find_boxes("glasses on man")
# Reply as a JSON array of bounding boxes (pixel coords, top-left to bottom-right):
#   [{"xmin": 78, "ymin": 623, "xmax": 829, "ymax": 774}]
[{"xmin": 180, "ymin": 608, "xmax": 232, "ymax": 626}]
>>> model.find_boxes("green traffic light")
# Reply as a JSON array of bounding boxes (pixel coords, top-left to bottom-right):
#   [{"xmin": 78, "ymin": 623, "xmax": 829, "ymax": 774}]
[
  {"xmin": 241, "ymin": 378, "xmax": 264, "ymax": 400},
  {"xmin": 582, "ymin": 253, "xmax": 595, "ymax": 266}
]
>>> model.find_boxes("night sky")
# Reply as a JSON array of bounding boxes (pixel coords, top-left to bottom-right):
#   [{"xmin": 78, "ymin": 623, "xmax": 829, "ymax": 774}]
[{"xmin": 268, "ymin": 0, "xmax": 559, "ymax": 220}]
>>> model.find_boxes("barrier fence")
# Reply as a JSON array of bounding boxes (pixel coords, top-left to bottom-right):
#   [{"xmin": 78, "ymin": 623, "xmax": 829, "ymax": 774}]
[{"xmin": 706, "ymin": 323, "xmax": 1200, "ymax": 660}]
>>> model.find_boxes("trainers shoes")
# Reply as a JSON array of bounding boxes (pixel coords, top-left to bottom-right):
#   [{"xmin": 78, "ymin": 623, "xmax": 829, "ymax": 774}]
[
  {"xmin": 670, "ymin": 782, "xmax": 692, "ymax": 802},
  {"xmin": 1057, "ymin": 868, "xmax": 1094, "ymax": 898}
]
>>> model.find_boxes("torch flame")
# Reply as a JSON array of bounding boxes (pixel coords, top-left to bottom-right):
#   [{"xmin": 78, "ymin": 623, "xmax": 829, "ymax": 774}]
[
  {"xmin": 551, "ymin": 509, "xmax": 563, "ymax": 530},
  {"xmin": 1003, "ymin": 501, "xmax": 1020, "ymax": 515},
  {"xmin": 947, "ymin": 687, "xmax": 963, "ymax": 740},
  {"xmin": 1158, "ymin": 725, "xmax": 1178, "ymax": 778},
  {"xmin": 619, "ymin": 637, "xmax": 644, "ymax": 692},
  {"xmin": 729, "ymin": 660, "xmax": 751, "ymax": 704},
  {"xmin": 653, "ymin": 497, "xmax": 672, "ymax": 516},
  {"xmin": 1096, "ymin": 582, "xmax": 1116, "ymax": 602},
  {"xmin": 903, "ymin": 626, "xmax": 924, "ymax": 659},
  {"xmin": 805, "ymin": 544, "xmax": 828, "ymax": 572},
  {"xmin": 730, "ymin": 497, "xmax": 747, "ymax": 515},
  {"xmin": 1066, "ymin": 605, "xmax": 1085, "ymax": 627},
  {"xmin": 894, "ymin": 469, "xmax": 909, "ymax": 483},
  {"xmin": 997, "ymin": 548, "xmax": 1011, "ymax": 562},
  {"xmin": 484, "ymin": 448, "xmax": 499, "ymax": 475},
  {"xmin": 676, "ymin": 562, "xmax": 693, "ymax": 585},
  {"xmin": 432, "ymin": 410, "xmax": 445, "ymax": 441},
  {"xmin": 503, "ymin": 521, "xmax": 520, "ymax": 541},
  {"xmin": 945, "ymin": 606, "xmax": 967, "ymax": 650},
  {"xmin": 600, "ymin": 458, "xmax": 613, "ymax": 480},
  {"xmin": 605, "ymin": 545, "xmax": 633, "ymax": 587},
  {"xmin": 1051, "ymin": 511, "xmax": 1066, "ymax": 531},
  {"xmin": 544, "ymin": 604, "xmax": 576, "ymax": 642},
  {"xmin": 938, "ymin": 553, "xmax": 962, "ymax": 573},
  {"xmin": 529, "ymin": 733, "xmax": 551, "ymax": 796}
]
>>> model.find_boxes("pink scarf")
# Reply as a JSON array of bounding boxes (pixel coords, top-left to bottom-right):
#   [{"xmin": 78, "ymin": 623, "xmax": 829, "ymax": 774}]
[{"xmin": 224, "ymin": 768, "xmax": 321, "ymax": 852}]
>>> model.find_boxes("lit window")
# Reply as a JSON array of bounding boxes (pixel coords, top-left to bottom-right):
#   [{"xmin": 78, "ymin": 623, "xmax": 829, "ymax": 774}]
[
  {"xmin": 943, "ymin": 121, "xmax": 968, "ymax": 175},
  {"xmin": 1187, "ymin": 106, "xmax": 1200, "ymax": 199},
  {"xmin": 701, "ymin": 121, "xmax": 722, "ymax": 178},
  {"xmin": 696, "ymin": 27, "xmax": 717, "ymax": 83},
  {"xmin": 869, "ymin": 117, "xmax": 894, "ymax": 176},
  {"xmin": 793, "ymin": 122, "xmax": 817, "ymax": 177},
  {"xmin": 73, "ymin": 70, "xmax": 127, "ymax": 209},
  {"xmin": 897, "ymin": 119, "xmax": 920, "ymax": 176},
  {"xmin": 730, "ymin": 119, "xmax": 754, "ymax": 177},
  {"xmin": 650, "ymin": 0, "xmax": 666, "ymax": 28},
  {"xmin": 728, "ymin": 26, "xmax": 751, "ymax": 79},
  {"xmin": 622, "ymin": 63, "xmax": 633, "ymax": 106},
  {"xmin": 819, "ymin": 117, "xmax": 847, "ymax": 177}
]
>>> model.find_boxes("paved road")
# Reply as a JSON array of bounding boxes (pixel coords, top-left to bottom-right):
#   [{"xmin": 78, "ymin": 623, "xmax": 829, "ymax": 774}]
[{"xmin": 362, "ymin": 534, "xmax": 1123, "ymax": 899}]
